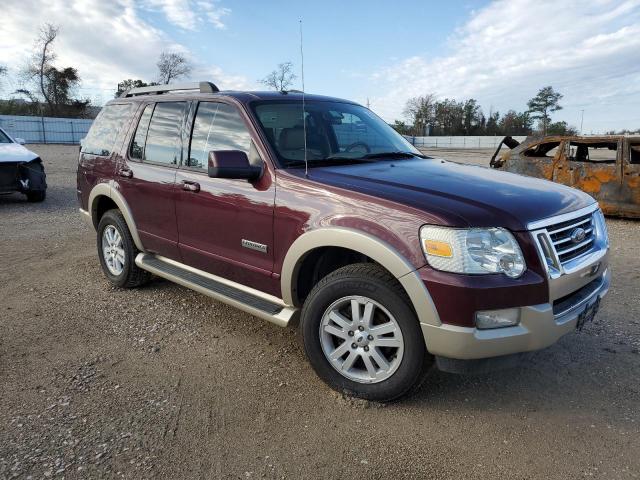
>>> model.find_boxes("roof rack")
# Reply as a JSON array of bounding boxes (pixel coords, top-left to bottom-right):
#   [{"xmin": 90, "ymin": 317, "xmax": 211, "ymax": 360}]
[{"xmin": 120, "ymin": 81, "xmax": 219, "ymax": 98}]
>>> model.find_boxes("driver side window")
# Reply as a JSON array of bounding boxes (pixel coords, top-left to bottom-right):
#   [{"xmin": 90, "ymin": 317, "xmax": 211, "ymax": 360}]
[{"xmin": 188, "ymin": 102, "xmax": 253, "ymax": 170}]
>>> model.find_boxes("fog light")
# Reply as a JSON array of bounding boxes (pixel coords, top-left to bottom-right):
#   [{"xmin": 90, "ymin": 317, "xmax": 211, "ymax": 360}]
[{"xmin": 475, "ymin": 308, "xmax": 520, "ymax": 329}]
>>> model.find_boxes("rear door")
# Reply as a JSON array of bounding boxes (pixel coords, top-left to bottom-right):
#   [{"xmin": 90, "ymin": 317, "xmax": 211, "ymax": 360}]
[
  {"xmin": 560, "ymin": 138, "xmax": 621, "ymax": 213},
  {"xmin": 117, "ymin": 101, "xmax": 188, "ymax": 260},
  {"xmin": 620, "ymin": 138, "xmax": 640, "ymax": 217},
  {"xmin": 174, "ymin": 100, "xmax": 277, "ymax": 294}
]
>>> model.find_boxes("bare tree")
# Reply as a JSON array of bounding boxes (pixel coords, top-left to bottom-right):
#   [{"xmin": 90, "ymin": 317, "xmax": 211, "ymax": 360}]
[
  {"xmin": 157, "ymin": 52, "xmax": 192, "ymax": 84},
  {"xmin": 17, "ymin": 24, "xmax": 89, "ymax": 116},
  {"xmin": 21, "ymin": 24, "xmax": 59, "ymax": 113},
  {"xmin": 403, "ymin": 94, "xmax": 436, "ymax": 135},
  {"xmin": 259, "ymin": 62, "xmax": 296, "ymax": 91}
]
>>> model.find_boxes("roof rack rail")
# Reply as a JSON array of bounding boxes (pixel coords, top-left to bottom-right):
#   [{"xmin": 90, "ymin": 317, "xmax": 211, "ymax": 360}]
[{"xmin": 120, "ymin": 81, "xmax": 219, "ymax": 98}]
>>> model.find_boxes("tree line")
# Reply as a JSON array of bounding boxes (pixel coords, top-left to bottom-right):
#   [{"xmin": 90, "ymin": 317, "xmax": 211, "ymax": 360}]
[{"xmin": 393, "ymin": 86, "xmax": 576, "ymax": 137}]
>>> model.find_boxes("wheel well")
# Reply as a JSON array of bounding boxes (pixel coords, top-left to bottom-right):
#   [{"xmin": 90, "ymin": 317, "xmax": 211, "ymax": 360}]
[
  {"xmin": 294, "ymin": 246, "xmax": 379, "ymax": 305},
  {"xmin": 93, "ymin": 195, "xmax": 118, "ymax": 227}
]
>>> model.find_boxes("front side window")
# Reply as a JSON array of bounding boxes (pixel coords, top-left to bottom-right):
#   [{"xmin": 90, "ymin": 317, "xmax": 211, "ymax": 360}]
[
  {"xmin": 252, "ymin": 100, "xmax": 421, "ymax": 167},
  {"xmin": 129, "ymin": 104, "xmax": 154, "ymax": 160},
  {"xmin": 188, "ymin": 102, "xmax": 252, "ymax": 170},
  {"xmin": 143, "ymin": 102, "xmax": 187, "ymax": 166},
  {"xmin": 82, "ymin": 103, "xmax": 135, "ymax": 156},
  {"xmin": 0, "ymin": 129, "xmax": 11, "ymax": 143}
]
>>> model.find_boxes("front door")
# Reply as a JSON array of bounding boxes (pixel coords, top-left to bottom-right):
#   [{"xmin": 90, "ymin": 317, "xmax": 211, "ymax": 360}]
[
  {"xmin": 174, "ymin": 101, "xmax": 277, "ymax": 295},
  {"xmin": 116, "ymin": 101, "xmax": 187, "ymax": 260}
]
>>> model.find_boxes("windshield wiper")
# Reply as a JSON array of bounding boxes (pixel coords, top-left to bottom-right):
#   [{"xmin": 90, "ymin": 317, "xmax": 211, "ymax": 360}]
[{"xmin": 361, "ymin": 151, "xmax": 426, "ymax": 159}]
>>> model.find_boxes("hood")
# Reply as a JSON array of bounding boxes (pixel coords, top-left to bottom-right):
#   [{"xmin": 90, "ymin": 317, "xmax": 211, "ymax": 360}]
[
  {"xmin": 303, "ymin": 158, "xmax": 596, "ymax": 231},
  {"xmin": 0, "ymin": 142, "xmax": 39, "ymax": 163}
]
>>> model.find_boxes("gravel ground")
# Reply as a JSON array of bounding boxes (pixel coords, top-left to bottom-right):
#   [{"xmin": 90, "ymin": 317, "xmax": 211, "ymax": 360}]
[{"xmin": 1, "ymin": 145, "xmax": 639, "ymax": 479}]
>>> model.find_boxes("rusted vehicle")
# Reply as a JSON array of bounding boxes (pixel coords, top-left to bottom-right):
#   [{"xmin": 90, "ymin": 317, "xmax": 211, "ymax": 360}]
[{"xmin": 490, "ymin": 135, "xmax": 640, "ymax": 218}]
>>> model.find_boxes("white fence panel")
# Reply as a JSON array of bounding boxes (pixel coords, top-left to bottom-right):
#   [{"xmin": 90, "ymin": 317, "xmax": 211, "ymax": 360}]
[
  {"xmin": 0, "ymin": 115, "xmax": 94, "ymax": 144},
  {"xmin": 405, "ymin": 135, "xmax": 527, "ymax": 149}
]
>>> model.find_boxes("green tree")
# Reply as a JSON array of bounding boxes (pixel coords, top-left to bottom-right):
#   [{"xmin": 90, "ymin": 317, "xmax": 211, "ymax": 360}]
[
  {"xmin": 547, "ymin": 121, "xmax": 578, "ymax": 136},
  {"xmin": 403, "ymin": 94, "xmax": 435, "ymax": 135},
  {"xmin": 115, "ymin": 79, "xmax": 157, "ymax": 97},
  {"xmin": 527, "ymin": 86, "xmax": 563, "ymax": 135}
]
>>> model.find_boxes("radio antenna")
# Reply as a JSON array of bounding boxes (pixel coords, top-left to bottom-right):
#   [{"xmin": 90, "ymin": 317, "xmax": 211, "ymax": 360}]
[{"xmin": 299, "ymin": 19, "xmax": 308, "ymax": 177}]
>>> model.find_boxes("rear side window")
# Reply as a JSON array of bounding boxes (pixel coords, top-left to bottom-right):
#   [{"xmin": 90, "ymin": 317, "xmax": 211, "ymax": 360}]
[
  {"xmin": 631, "ymin": 143, "xmax": 640, "ymax": 164},
  {"xmin": 82, "ymin": 103, "xmax": 134, "ymax": 156},
  {"xmin": 568, "ymin": 142, "xmax": 617, "ymax": 163},
  {"xmin": 129, "ymin": 104, "xmax": 154, "ymax": 160},
  {"xmin": 188, "ymin": 102, "xmax": 252, "ymax": 169},
  {"xmin": 143, "ymin": 102, "xmax": 187, "ymax": 166}
]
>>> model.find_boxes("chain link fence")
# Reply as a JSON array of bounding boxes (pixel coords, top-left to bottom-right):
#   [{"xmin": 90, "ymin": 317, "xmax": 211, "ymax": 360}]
[{"xmin": 0, "ymin": 115, "xmax": 93, "ymax": 144}]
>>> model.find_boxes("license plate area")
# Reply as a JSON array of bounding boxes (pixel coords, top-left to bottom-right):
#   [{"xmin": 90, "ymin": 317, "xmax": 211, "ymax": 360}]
[{"xmin": 576, "ymin": 297, "xmax": 600, "ymax": 330}]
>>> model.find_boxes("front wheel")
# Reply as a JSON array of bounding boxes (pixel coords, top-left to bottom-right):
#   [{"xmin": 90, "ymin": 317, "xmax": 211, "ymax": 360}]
[{"xmin": 300, "ymin": 263, "xmax": 431, "ymax": 402}]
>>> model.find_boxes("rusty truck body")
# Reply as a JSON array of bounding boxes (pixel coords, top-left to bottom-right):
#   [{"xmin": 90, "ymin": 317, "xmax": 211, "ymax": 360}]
[{"xmin": 490, "ymin": 135, "xmax": 640, "ymax": 218}]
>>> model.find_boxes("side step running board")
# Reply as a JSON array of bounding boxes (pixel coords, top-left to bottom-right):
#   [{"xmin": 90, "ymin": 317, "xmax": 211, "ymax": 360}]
[{"xmin": 136, "ymin": 253, "xmax": 298, "ymax": 328}]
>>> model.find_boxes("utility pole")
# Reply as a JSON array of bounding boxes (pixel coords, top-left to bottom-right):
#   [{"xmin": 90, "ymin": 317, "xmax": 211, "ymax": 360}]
[
  {"xmin": 366, "ymin": 97, "xmax": 370, "ymax": 109},
  {"xmin": 580, "ymin": 109, "xmax": 584, "ymax": 134}
]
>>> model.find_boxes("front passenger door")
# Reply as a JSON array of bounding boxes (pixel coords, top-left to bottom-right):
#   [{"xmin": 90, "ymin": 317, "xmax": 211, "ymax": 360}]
[{"xmin": 175, "ymin": 101, "xmax": 277, "ymax": 294}]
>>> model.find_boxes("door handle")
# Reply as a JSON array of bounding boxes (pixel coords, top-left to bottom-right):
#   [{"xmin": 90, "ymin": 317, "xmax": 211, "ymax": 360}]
[
  {"xmin": 118, "ymin": 167, "xmax": 133, "ymax": 178},
  {"xmin": 182, "ymin": 180, "xmax": 200, "ymax": 193}
]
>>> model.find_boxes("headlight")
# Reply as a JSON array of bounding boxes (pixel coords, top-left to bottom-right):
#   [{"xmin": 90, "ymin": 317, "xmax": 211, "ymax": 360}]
[{"xmin": 420, "ymin": 226, "xmax": 526, "ymax": 278}]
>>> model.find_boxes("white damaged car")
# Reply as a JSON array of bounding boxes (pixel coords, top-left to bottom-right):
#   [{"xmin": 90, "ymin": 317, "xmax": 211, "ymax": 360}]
[{"xmin": 0, "ymin": 127, "xmax": 46, "ymax": 202}]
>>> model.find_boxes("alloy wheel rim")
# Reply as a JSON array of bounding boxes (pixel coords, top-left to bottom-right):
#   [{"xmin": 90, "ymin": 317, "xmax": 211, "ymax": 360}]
[
  {"xmin": 319, "ymin": 295, "xmax": 404, "ymax": 384},
  {"xmin": 102, "ymin": 225, "xmax": 125, "ymax": 276}
]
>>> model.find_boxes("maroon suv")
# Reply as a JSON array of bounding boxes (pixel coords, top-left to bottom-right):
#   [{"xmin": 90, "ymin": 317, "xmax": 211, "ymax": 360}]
[{"xmin": 77, "ymin": 82, "xmax": 610, "ymax": 401}]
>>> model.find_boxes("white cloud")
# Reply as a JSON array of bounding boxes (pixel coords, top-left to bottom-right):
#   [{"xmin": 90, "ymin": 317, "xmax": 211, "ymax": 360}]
[
  {"xmin": 145, "ymin": 0, "xmax": 230, "ymax": 30},
  {"xmin": 0, "ymin": 0, "xmax": 246, "ymax": 104},
  {"xmin": 369, "ymin": 0, "xmax": 640, "ymax": 132}
]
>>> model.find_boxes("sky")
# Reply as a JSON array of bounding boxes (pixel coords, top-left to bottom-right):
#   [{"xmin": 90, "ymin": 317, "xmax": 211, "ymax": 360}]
[{"xmin": 1, "ymin": 0, "xmax": 640, "ymax": 133}]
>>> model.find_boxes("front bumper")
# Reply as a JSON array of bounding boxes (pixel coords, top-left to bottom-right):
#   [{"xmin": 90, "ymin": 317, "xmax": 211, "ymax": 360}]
[
  {"xmin": 419, "ymin": 204, "xmax": 610, "ymax": 362},
  {"xmin": 421, "ymin": 267, "xmax": 609, "ymax": 360}
]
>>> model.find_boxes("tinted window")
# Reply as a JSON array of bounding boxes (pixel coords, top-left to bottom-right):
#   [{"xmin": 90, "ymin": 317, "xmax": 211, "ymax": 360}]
[
  {"xmin": 144, "ymin": 102, "xmax": 187, "ymax": 165},
  {"xmin": 188, "ymin": 103, "xmax": 252, "ymax": 169},
  {"xmin": 129, "ymin": 104, "xmax": 154, "ymax": 160},
  {"xmin": 82, "ymin": 103, "xmax": 134, "ymax": 156}
]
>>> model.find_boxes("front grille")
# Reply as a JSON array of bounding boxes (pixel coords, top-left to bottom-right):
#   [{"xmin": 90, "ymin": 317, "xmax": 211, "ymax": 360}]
[{"xmin": 545, "ymin": 213, "xmax": 595, "ymax": 265}]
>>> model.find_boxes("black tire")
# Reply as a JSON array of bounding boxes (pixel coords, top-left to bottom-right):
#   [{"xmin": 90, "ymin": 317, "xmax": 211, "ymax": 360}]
[
  {"xmin": 26, "ymin": 190, "xmax": 46, "ymax": 202},
  {"xmin": 97, "ymin": 209, "xmax": 151, "ymax": 288},
  {"xmin": 300, "ymin": 263, "xmax": 431, "ymax": 402}
]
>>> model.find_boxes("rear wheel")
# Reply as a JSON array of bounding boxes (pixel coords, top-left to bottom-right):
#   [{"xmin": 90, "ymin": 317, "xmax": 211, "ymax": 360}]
[
  {"xmin": 97, "ymin": 209, "xmax": 150, "ymax": 288},
  {"xmin": 300, "ymin": 263, "xmax": 431, "ymax": 402}
]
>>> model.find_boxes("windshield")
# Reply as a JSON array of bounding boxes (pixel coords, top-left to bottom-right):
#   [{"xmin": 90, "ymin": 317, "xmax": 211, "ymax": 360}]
[
  {"xmin": 0, "ymin": 129, "xmax": 12, "ymax": 144},
  {"xmin": 252, "ymin": 100, "xmax": 422, "ymax": 167}
]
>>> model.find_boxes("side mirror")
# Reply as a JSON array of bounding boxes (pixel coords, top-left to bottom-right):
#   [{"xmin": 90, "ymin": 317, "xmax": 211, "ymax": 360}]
[
  {"xmin": 15, "ymin": 137, "xmax": 26, "ymax": 145},
  {"xmin": 208, "ymin": 150, "xmax": 262, "ymax": 180}
]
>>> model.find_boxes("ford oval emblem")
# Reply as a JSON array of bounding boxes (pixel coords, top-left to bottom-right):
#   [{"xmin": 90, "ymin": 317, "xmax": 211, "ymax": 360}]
[{"xmin": 570, "ymin": 227, "xmax": 587, "ymax": 244}]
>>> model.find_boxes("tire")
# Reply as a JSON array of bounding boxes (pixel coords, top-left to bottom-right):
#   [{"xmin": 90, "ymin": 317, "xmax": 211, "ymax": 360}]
[
  {"xmin": 97, "ymin": 209, "xmax": 150, "ymax": 288},
  {"xmin": 26, "ymin": 190, "xmax": 46, "ymax": 202},
  {"xmin": 300, "ymin": 263, "xmax": 431, "ymax": 402}
]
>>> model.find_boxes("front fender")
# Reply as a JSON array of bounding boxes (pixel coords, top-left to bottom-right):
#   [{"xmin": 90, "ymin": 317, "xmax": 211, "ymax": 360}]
[{"xmin": 281, "ymin": 227, "xmax": 441, "ymax": 327}]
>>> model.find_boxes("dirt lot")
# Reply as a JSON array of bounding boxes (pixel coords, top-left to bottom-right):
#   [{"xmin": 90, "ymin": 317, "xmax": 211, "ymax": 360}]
[{"xmin": 1, "ymin": 145, "xmax": 639, "ymax": 479}]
